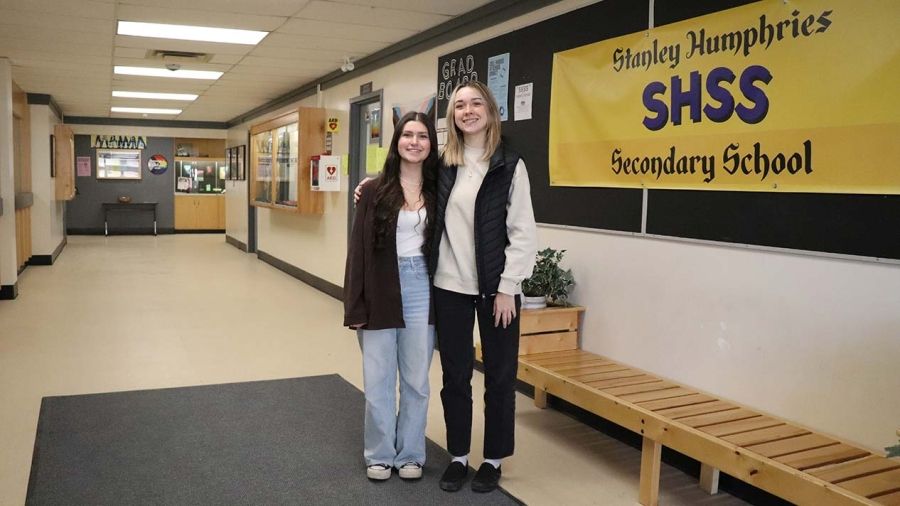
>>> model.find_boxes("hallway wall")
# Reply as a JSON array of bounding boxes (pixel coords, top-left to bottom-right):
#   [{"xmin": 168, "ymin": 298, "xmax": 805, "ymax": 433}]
[
  {"xmin": 225, "ymin": 0, "xmax": 900, "ymax": 452},
  {"xmin": 28, "ymin": 104, "xmax": 65, "ymax": 256}
]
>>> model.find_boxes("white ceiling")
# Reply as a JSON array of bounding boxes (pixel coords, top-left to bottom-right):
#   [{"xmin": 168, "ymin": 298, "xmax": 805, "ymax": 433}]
[{"xmin": 0, "ymin": 0, "xmax": 493, "ymax": 122}]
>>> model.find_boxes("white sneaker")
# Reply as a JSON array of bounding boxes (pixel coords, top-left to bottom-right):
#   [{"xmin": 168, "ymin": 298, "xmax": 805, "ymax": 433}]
[
  {"xmin": 398, "ymin": 461, "xmax": 423, "ymax": 480},
  {"xmin": 367, "ymin": 463, "xmax": 391, "ymax": 480}
]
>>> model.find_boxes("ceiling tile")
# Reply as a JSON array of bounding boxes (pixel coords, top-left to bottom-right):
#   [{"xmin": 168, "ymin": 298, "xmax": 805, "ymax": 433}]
[
  {"xmin": 279, "ymin": 18, "xmax": 415, "ymax": 43},
  {"xmin": 116, "ymin": 4, "xmax": 287, "ymax": 32},
  {"xmin": 0, "ymin": 0, "xmax": 496, "ymax": 121},
  {"xmin": 337, "ymin": 0, "xmax": 492, "ymax": 16},
  {"xmin": 116, "ymin": 0, "xmax": 312, "ymax": 18},
  {"xmin": 296, "ymin": 1, "xmax": 450, "ymax": 30},
  {"xmin": 0, "ymin": 0, "xmax": 115, "ymax": 19}
]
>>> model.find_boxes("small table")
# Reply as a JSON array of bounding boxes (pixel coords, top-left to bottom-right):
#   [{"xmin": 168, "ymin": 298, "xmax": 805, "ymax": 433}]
[{"xmin": 102, "ymin": 202, "xmax": 158, "ymax": 236}]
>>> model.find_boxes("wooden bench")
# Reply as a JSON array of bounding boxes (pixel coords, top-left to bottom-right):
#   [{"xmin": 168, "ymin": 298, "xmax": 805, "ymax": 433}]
[{"xmin": 483, "ymin": 307, "xmax": 900, "ymax": 505}]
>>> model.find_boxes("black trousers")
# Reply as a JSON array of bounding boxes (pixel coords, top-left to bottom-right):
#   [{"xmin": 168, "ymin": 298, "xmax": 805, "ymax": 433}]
[{"xmin": 434, "ymin": 286, "xmax": 521, "ymax": 459}]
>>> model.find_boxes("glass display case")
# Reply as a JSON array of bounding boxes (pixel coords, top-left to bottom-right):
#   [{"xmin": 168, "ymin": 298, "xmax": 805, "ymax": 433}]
[
  {"xmin": 174, "ymin": 157, "xmax": 227, "ymax": 193},
  {"xmin": 249, "ymin": 107, "xmax": 326, "ymax": 214},
  {"xmin": 252, "ymin": 130, "xmax": 273, "ymax": 205},
  {"xmin": 274, "ymin": 123, "xmax": 299, "ymax": 206}
]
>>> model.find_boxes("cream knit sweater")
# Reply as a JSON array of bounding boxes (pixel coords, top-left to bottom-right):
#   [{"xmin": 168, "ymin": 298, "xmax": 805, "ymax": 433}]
[{"xmin": 433, "ymin": 145, "xmax": 538, "ymax": 296}]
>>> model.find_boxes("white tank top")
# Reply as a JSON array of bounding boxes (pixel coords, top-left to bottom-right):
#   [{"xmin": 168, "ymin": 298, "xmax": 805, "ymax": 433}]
[{"xmin": 396, "ymin": 208, "xmax": 427, "ymax": 257}]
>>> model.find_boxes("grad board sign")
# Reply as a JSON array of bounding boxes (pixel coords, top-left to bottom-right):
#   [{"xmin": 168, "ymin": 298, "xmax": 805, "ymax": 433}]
[{"xmin": 548, "ymin": 0, "xmax": 900, "ymax": 194}]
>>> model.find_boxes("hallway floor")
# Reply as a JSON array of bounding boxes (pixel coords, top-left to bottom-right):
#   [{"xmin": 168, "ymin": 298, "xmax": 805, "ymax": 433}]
[{"xmin": 0, "ymin": 235, "xmax": 749, "ymax": 505}]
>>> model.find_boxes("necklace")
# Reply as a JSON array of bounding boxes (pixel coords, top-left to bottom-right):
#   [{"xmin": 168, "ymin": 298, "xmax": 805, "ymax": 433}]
[{"xmin": 399, "ymin": 176, "xmax": 422, "ymax": 186}]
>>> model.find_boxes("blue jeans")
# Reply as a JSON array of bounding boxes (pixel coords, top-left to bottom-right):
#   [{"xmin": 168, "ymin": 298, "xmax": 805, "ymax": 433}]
[{"xmin": 358, "ymin": 255, "xmax": 435, "ymax": 467}]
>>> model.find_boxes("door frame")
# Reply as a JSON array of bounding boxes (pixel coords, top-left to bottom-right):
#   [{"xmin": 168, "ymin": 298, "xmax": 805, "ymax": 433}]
[{"xmin": 347, "ymin": 89, "xmax": 383, "ymax": 238}]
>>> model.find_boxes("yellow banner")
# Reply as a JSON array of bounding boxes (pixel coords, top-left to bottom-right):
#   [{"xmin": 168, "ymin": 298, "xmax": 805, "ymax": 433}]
[{"xmin": 548, "ymin": 0, "xmax": 900, "ymax": 193}]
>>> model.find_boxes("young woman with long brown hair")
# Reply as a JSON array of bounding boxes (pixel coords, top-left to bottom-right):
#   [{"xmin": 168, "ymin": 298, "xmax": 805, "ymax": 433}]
[{"xmin": 343, "ymin": 111, "xmax": 439, "ymax": 481}]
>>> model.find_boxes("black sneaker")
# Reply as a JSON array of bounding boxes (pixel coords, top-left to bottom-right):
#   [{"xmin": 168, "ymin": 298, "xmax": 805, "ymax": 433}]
[
  {"xmin": 471, "ymin": 462, "xmax": 501, "ymax": 493},
  {"xmin": 439, "ymin": 461, "xmax": 468, "ymax": 492}
]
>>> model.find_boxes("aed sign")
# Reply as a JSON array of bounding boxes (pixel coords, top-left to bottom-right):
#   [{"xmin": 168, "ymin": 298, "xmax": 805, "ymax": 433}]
[
  {"xmin": 311, "ymin": 155, "xmax": 341, "ymax": 192},
  {"xmin": 326, "ymin": 117, "xmax": 340, "ymax": 133}
]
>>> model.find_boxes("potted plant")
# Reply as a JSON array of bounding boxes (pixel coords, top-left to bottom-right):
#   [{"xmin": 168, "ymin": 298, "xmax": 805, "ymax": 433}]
[
  {"xmin": 521, "ymin": 247, "xmax": 575, "ymax": 309},
  {"xmin": 888, "ymin": 430, "xmax": 900, "ymax": 458}
]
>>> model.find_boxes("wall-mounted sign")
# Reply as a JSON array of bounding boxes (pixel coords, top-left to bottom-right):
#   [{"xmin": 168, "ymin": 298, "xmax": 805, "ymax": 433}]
[
  {"xmin": 360, "ymin": 82, "xmax": 373, "ymax": 95},
  {"xmin": 548, "ymin": 0, "xmax": 900, "ymax": 194},
  {"xmin": 326, "ymin": 117, "xmax": 340, "ymax": 133},
  {"xmin": 147, "ymin": 154, "xmax": 168, "ymax": 175},
  {"xmin": 76, "ymin": 156, "xmax": 91, "ymax": 177},
  {"xmin": 311, "ymin": 155, "xmax": 341, "ymax": 192},
  {"xmin": 91, "ymin": 135, "xmax": 147, "ymax": 149}
]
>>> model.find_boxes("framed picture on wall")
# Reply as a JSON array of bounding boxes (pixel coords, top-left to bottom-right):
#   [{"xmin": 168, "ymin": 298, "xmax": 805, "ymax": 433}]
[
  {"xmin": 96, "ymin": 149, "xmax": 142, "ymax": 179},
  {"xmin": 49, "ymin": 134, "xmax": 56, "ymax": 178},
  {"xmin": 236, "ymin": 144, "xmax": 246, "ymax": 180},
  {"xmin": 226, "ymin": 147, "xmax": 233, "ymax": 180}
]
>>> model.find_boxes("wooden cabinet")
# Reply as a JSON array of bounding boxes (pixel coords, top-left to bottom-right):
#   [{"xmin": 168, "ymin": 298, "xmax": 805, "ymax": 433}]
[
  {"xmin": 173, "ymin": 138, "xmax": 225, "ymax": 158},
  {"xmin": 249, "ymin": 107, "xmax": 325, "ymax": 214},
  {"xmin": 54, "ymin": 124, "xmax": 75, "ymax": 200},
  {"xmin": 476, "ymin": 306, "xmax": 584, "ymax": 360},
  {"xmin": 174, "ymin": 195, "xmax": 225, "ymax": 230}
]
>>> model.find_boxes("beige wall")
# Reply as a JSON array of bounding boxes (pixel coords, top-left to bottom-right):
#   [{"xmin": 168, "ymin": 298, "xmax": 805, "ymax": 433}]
[
  {"xmin": 0, "ymin": 59, "xmax": 17, "ymax": 288},
  {"xmin": 29, "ymin": 104, "xmax": 64, "ymax": 256},
  {"xmin": 224, "ymin": 0, "xmax": 900, "ymax": 452}
]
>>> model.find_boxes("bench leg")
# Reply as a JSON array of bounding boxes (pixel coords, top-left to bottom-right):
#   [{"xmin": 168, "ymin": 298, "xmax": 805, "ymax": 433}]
[
  {"xmin": 533, "ymin": 387, "xmax": 548, "ymax": 409},
  {"xmin": 699, "ymin": 463, "xmax": 720, "ymax": 495},
  {"xmin": 639, "ymin": 437, "xmax": 661, "ymax": 506}
]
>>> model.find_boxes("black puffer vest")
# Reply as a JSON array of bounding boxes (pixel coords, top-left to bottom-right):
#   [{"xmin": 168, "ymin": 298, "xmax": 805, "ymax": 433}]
[{"xmin": 430, "ymin": 142, "xmax": 521, "ymax": 297}]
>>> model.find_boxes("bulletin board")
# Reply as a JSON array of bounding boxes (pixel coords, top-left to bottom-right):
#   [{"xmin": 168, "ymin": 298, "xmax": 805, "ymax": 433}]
[{"xmin": 435, "ymin": 0, "xmax": 900, "ymax": 260}]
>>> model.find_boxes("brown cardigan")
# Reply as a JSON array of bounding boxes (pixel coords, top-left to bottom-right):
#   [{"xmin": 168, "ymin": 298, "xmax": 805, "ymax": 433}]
[{"xmin": 343, "ymin": 178, "xmax": 435, "ymax": 330}]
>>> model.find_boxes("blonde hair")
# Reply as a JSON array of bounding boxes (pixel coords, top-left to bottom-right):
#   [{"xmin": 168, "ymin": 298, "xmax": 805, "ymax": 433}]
[{"xmin": 442, "ymin": 80, "xmax": 502, "ymax": 167}]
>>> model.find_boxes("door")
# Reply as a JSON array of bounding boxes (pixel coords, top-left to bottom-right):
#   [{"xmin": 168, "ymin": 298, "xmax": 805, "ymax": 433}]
[{"xmin": 347, "ymin": 90, "xmax": 383, "ymax": 237}]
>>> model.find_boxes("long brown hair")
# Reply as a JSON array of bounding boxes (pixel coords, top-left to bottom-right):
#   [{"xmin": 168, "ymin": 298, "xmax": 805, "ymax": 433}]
[
  {"xmin": 442, "ymin": 80, "xmax": 502, "ymax": 167},
  {"xmin": 373, "ymin": 111, "xmax": 439, "ymax": 256}
]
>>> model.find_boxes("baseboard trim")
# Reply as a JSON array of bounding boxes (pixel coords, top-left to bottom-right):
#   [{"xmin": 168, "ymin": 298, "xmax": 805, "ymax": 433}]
[
  {"xmin": 174, "ymin": 229, "xmax": 225, "ymax": 234},
  {"xmin": 0, "ymin": 283, "xmax": 18, "ymax": 300},
  {"xmin": 67, "ymin": 228, "xmax": 175, "ymax": 235},
  {"xmin": 27, "ymin": 255, "xmax": 52, "ymax": 266},
  {"xmin": 256, "ymin": 249, "xmax": 342, "ymax": 300},
  {"xmin": 27, "ymin": 237, "xmax": 68, "ymax": 266},
  {"xmin": 52, "ymin": 237, "xmax": 67, "ymax": 263},
  {"xmin": 225, "ymin": 235, "xmax": 248, "ymax": 252}
]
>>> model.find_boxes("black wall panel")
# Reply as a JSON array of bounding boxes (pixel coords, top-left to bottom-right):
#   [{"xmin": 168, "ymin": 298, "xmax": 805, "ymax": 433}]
[{"xmin": 436, "ymin": 0, "xmax": 900, "ymax": 259}]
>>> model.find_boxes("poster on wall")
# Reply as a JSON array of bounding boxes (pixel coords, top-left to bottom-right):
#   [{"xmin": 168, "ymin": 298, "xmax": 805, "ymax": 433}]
[
  {"xmin": 76, "ymin": 157, "xmax": 91, "ymax": 177},
  {"xmin": 147, "ymin": 154, "xmax": 168, "ymax": 175},
  {"xmin": 548, "ymin": 0, "xmax": 900, "ymax": 194},
  {"xmin": 487, "ymin": 53, "xmax": 510, "ymax": 121},
  {"xmin": 391, "ymin": 95, "xmax": 436, "ymax": 126}
]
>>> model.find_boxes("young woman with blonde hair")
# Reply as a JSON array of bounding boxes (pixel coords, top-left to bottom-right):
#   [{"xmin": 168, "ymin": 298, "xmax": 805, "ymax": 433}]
[{"xmin": 431, "ymin": 80, "xmax": 537, "ymax": 493}]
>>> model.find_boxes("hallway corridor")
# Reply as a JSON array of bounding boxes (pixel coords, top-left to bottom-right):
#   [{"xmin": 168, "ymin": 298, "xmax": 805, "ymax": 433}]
[{"xmin": 0, "ymin": 235, "xmax": 748, "ymax": 505}]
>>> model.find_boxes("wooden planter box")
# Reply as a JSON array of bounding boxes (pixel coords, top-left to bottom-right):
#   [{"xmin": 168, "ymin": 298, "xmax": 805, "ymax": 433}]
[
  {"xmin": 476, "ymin": 305, "xmax": 584, "ymax": 359},
  {"xmin": 518, "ymin": 305, "xmax": 583, "ymax": 355}
]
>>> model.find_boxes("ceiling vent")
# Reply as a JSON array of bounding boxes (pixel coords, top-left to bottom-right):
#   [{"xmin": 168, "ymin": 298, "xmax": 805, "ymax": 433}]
[{"xmin": 146, "ymin": 49, "xmax": 213, "ymax": 66}]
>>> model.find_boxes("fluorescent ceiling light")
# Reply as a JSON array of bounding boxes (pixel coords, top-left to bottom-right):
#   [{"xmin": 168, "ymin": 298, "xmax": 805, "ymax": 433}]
[
  {"xmin": 113, "ymin": 91, "xmax": 198, "ymax": 101},
  {"xmin": 118, "ymin": 21, "xmax": 268, "ymax": 45},
  {"xmin": 115, "ymin": 66, "xmax": 222, "ymax": 80},
  {"xmin": 111, "ymin": 107, "xmax": 182, "ymax": 115}
]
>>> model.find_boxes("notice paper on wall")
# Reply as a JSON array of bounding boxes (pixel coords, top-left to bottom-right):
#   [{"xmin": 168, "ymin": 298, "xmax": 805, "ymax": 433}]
[
  {"xmin": 514, "ymin": 83, "xmax": 533, "ymax": 121},
  {"xmin": 76, "ymin": 157, "xmax": 91, "ymax": 177},
  {"xmin": 487, "ymin": 53, "xmax": 510, "ymax": 121}
]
